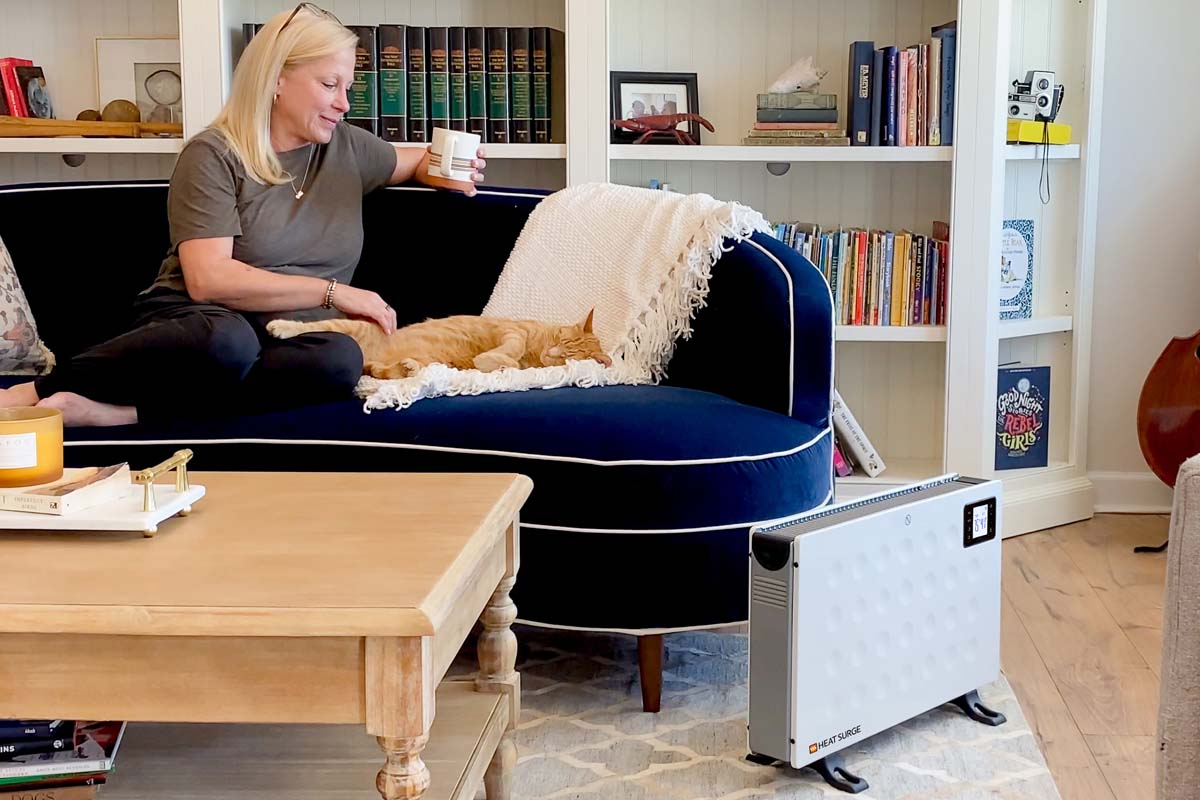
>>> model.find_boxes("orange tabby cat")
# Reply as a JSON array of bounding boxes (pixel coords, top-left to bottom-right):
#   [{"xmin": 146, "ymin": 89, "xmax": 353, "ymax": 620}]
[{"xmin": 266, "ymin": 309, "xmax": 612, "ymax": 379}]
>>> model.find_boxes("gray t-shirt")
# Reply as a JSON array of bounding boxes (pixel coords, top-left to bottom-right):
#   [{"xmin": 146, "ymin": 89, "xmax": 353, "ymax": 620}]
[{"xmin": 148, "ymin": 121, "xmax": 398, "ymax": 322}]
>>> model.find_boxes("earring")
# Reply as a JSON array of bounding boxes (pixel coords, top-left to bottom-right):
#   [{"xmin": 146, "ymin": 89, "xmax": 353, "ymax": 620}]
[{"xmin": 273, "ymin": 93, "xmax": 279, "ymax": 103}]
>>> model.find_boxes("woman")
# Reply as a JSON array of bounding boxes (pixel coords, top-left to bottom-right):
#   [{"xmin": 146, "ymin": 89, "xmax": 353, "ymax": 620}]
[{"xmin": 0, "ymin": 3, "xmax": 484, "ymax": 426}]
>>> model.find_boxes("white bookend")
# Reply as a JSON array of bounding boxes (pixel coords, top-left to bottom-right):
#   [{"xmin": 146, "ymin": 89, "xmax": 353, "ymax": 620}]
[{"xmin": 832, "ymin": 389, "xmax": 886, "ymax": 477}]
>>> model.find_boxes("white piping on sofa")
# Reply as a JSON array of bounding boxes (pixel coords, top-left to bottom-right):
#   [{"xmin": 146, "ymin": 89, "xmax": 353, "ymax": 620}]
[
  {"xmin": 520, "ymin": 486, "xmax": 835, "ymax": 536},
  {"xmin": 65, "ymin": 425, "xmax": 830, "ymax": 468}
]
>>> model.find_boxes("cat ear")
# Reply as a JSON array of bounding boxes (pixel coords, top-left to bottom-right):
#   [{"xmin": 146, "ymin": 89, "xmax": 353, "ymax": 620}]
[{"xmin": 582, "ymin": 308, "xmax": 595, "ymax": 334}]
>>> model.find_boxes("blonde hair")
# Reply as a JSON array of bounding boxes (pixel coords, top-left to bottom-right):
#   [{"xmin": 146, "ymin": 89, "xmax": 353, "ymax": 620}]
[{"xmin": 208, "ymin": 7, "xmax": 357, "ymax": 185}]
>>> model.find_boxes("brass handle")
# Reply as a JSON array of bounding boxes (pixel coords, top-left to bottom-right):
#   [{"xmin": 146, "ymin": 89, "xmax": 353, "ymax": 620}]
[{"xmin": 131, "ymin": 449, "xmax": 194, "ymax": 512}]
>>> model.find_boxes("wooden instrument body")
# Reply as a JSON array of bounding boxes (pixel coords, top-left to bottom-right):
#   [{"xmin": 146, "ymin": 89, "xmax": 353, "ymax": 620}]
[{"xmin": 1137, "ymin": 329, "xmax": 1200, "ymax": 487}]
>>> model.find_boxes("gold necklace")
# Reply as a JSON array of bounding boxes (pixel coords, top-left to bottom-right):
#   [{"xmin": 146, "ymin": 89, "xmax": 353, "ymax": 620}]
[{"xmin": 288, "ymin": 143, "xmax": 315, "ymax": 200}]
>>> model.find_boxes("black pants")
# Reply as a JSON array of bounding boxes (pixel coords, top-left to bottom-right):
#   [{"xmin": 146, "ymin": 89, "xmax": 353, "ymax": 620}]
[{"xmin": 34, "ymin": 290, "xmax": 363, "ymax": 422}]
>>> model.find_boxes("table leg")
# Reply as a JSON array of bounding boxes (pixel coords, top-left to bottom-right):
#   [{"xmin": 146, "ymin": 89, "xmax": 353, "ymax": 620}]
[
  {"xmin": 477, "ymin": 518, "xmax": 520, "ymax": 800},
  {"xmin": 377, "ymin": 734, "xmax": 431, "ymax": 800},
  {"xmin": 367, "ymin": 637, "xmax": 434, "ymax": 800}
]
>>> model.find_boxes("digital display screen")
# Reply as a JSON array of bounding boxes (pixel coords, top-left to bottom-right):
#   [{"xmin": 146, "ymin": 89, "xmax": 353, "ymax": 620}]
[
  {"xmin": 971, "ymin": 504, "xmax": 989, "ymax": 540},
  {"xmin": 963, "ymin": 498, "xmax": 997, "ymax": 548}
]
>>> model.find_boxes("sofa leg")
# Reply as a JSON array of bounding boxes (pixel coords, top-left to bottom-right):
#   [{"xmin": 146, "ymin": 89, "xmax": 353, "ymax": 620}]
[{"xmin": 638, "ymin": 634, "xmax": 663, "ymax": 713}]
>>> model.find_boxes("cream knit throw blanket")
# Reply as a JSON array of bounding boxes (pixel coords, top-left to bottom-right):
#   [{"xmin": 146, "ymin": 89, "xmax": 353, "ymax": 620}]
[{"xmin": 359, "ymin": 182, "xmax": 772, "ymax": 411}]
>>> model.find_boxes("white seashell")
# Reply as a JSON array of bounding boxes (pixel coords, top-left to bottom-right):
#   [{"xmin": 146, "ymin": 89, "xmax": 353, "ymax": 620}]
[{"xmin": 767, "ymin": 55, "xmax": 829, "ymax": 94}]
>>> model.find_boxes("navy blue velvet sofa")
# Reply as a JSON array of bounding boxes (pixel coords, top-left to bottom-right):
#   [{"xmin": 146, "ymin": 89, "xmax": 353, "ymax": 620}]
[{"xmin": 0, "ymin": 180, "xmax": 834, "ymax": 710}]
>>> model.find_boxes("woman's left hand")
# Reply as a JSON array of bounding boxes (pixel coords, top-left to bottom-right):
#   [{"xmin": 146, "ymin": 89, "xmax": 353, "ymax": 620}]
[{"xmin": 417, "ymin": 145, "xmax": 486, "ymax": 196}]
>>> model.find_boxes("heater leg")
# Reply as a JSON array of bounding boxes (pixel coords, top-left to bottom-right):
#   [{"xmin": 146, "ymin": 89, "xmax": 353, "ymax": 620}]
[
  {"xmin": 744, "ymin": 752, "xmax": 780, "ymax": 767},
  {"xmin": 807, "ymin": 753, "xmax": 869, "ymax": 794},
  {"xmin": 951, "ymin": 689, "xmax": 1007, "ymax": 726}
]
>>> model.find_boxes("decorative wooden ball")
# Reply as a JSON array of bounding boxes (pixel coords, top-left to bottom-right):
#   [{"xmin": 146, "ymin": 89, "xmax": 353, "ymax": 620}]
[{"xmin": 101, "ymin": 99, "xmax": 140, "ymax": 122}]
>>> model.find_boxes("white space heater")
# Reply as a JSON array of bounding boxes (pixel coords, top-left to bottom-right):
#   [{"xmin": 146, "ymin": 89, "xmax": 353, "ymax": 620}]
[{"xmin": 746, "ymin": 474, "xmax": 1006, "ymax": 793}]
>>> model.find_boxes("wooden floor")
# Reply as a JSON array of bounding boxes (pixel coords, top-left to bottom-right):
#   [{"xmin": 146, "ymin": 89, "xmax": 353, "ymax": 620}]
[{"xmin": 1003, "ymin": 512, "xmax": 1168, "ymax": 800}]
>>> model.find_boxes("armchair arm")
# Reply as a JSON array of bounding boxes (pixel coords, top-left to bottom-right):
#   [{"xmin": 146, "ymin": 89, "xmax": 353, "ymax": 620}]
[{"xmin": 662, "ymin": 232, "xmax": 834, "ymax": 429}]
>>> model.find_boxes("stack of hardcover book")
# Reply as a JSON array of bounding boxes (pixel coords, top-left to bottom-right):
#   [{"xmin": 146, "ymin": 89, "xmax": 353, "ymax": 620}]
[
  {"xmin": 0, "ymin": 720, "xmax": 126, "ymax": 798},
  {"xmin": 743, "ymin": 91, "xmax": 848, "ymax": 146}
]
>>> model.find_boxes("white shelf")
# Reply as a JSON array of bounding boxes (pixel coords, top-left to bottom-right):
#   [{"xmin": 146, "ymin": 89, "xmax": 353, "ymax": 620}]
[
  {"xmin": 609, "ymin": 145, "xmax": 953, "ymax": 163},
  {"xmin": 0, "ymin": 138, "xmax": 184, "ymax": 155},
  {"xmin": 1005, "ymin": 144, "xmax": 1081, "ymax": 161},
  {"xmin": 836, "ymin": 325, "xmax": 947, "ymax": 343},
  {"xmin": 397, "ymin": 143, "xmax": 566, "ymax": 160},
  {"xmin": 998, "ymin": 315, "xmax": 1074, "ymax": 339}
]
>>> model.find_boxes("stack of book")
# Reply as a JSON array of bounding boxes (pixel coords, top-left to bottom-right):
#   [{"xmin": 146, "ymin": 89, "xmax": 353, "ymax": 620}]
[
  {"xmin": 0, "ymin": 720, "xmax": 126, "ymax": 798},
  {"xmin": 845, "ymin": 20, "xmax": 957, "ymax": 147},
  {"xmin": 743, "ymin": 91, "xmax": 848, "ymax": 146},
  {"xmin": 770, "ymin": 220, "xmax": 951, "ymax": 327},
  {"xmin": 244, "ymin": 24, "xmax": 565, "ymax": 145}
]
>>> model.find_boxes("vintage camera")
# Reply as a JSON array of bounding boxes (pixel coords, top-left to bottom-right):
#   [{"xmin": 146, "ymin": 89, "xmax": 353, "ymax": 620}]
[{"xmin": 1008, "ymin": 70, "xmax": 1064, "ymax": 122}]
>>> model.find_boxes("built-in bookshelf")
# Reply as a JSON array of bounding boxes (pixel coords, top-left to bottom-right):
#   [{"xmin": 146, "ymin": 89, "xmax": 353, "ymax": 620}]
[
  {"xmin": 0, "ymin": 0, "xmax": 1106, "ymax": 535},
  {"xmin": 602, "ymin": 0, "xmax": 1106, "ymax": 536}
]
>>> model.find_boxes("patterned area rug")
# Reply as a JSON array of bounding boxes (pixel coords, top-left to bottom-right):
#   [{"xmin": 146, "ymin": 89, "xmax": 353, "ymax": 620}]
[{"xmin": 471, "ymin": 626, "xmax": 1061, "ymax": 800}]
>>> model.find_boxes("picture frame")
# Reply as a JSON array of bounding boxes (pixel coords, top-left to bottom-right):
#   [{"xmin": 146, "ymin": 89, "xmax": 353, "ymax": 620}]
[
  {"xmin": 610, "ymin": 70, "xmax": 701, "ymax": 144},
  {"xmin": 95, "ymin": 36, "xmax": 183, "ymax": 126}
]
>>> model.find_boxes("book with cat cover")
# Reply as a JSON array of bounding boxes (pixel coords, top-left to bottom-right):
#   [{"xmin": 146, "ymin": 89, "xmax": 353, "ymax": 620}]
[
  {"xmin": 14, "ymin": 65, "xmax": 52, "ymax": 119},
  {"xmin": 378, "ymin": 24, "xmax": 407, "ymax": 142},
  {"xmin": 346, "ymin": 26, "xmax": 378, "ymax": 135},
  {"xmin": 0, "ymin": 463, "xmax": 131, "ymax": 516},
  {"xmin": 448, "ymin": 27, "xmax": 468, "ymax": 132}
]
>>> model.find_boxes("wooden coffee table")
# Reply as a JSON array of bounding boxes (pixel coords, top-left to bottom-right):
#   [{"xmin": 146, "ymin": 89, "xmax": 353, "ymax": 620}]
[{"xmin": 0, "ymin": 471, "xmax": 532, "ymax": 800}]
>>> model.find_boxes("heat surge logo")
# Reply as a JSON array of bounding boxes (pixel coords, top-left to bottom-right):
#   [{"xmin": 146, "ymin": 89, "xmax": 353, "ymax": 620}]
[{"xmin": 808, "ymin": 724, "xmax": 862, "ymax": 755}]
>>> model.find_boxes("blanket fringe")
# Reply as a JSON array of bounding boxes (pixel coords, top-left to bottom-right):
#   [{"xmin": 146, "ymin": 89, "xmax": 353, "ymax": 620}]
[
  {"xmin": 615, "ymin": 201, "xmax": 772, "ymax": 383},
  {"xmin": 358, "ymin": 359, "xmax": 642, "ymax": 412}
]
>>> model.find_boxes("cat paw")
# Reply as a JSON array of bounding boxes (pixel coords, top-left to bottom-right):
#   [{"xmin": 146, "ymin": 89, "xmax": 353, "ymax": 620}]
[
  {"xmin": 401, "ymin": 358, "xmax": 424, "ymax": 375},
  {"xmin": 266, "ymin": 320, "xmax": 299, "ymax": 339},
  {"xmin": 473, "ymin": 353, "xmax": 520, "ymax": 373},
  {"xmin": 364, "ymin": 361, "xmax": 397, "ymax": 379}
]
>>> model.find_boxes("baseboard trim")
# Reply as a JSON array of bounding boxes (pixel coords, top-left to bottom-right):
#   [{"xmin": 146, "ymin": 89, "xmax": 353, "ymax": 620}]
[
  {"xmin": 1089, "ymin": 470, "xmax": 1174, "ymax": 514},
  {"xmin": 1003, "ymin": 475, "xmax": 1095, "ymax": 537}
]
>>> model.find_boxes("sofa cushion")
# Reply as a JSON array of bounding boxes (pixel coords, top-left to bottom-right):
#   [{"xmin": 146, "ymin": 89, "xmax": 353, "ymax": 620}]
[{"xmin": 61, "ymin": 384, "xmax": 832, "ymax": 531}]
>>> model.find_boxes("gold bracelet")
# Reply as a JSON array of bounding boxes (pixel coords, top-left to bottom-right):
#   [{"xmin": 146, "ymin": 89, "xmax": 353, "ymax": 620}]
[{"xmin": 322, "ymin": 278, "xmax": 337, "ymax": 309}]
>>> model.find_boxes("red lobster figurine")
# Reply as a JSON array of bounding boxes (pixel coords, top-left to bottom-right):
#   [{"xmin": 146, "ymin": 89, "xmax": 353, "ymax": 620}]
[{"xmin": 611, "ymin": 113, "xmax": 715, "ymax": 145}]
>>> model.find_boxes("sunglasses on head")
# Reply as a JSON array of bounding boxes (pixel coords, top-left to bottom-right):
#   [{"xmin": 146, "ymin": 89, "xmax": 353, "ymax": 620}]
[{"xmin": 279, "ymin": 2, "xmax": 341, "ymax": 33}]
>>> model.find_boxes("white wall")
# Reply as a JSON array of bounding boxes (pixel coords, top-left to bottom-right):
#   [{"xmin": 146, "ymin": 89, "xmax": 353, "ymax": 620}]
[{"xmin": 1087, "ymin": 0, "xmax": 1200, "ymax": 511}]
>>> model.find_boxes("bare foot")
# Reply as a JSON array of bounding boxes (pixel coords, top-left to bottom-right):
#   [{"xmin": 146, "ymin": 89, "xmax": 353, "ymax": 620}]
[
  {"xmin": 36, "ymin": 392, "xmax": 137, "ymax": 427},
  {"xmin": 0, "ymin": 382, "xmax": 39, "ymax": 408}
]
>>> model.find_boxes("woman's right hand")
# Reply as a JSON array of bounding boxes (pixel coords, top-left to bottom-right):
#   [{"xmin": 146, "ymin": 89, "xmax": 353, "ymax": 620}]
[{"xmin": 332, "ymin": 284, "xmax": 397, "ymax": 335}]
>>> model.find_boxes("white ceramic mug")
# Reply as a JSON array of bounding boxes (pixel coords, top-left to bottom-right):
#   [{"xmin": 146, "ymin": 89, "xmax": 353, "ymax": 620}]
[{"xmin": 428, "ymin": 127, "xmax": 481, "ymax": 184}]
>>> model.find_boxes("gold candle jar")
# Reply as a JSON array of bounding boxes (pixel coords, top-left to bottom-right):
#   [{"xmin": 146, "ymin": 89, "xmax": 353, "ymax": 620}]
[{"xmin": 0, "ymin": 408, "xmax": 63, "ymax": 487}]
